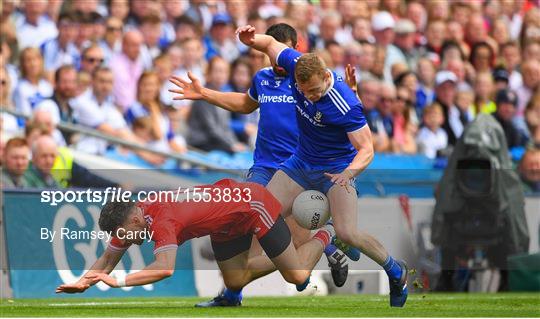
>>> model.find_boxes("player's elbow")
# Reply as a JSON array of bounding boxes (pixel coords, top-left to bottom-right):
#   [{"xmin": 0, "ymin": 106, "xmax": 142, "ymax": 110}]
[{"xmin": 161, "ymin": 269, "xmax": 174, "ymax": 278}]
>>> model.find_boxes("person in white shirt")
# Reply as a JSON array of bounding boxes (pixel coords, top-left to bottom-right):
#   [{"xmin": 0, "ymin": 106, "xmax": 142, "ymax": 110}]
[
  {"xmin": 417, "ymin": 103, "xmax": 448, "ymax": 159},
  {"xmin": 70, "ymin": 67, "xmax": 135, "ymax": 155},
  {"xmin": 32, "ymin": 109, "xmax": 66, "ymax": 147},
  {"xmin": 15, "ymin": 0, "xmax": 58, "ymax": 49},
  {"xmin": 40, "ymin": 12, "xmax": 80, "ymax": 75},
  {"xmin": 13, "ymin": 47, "xmax": 53, "ymax": 116}
]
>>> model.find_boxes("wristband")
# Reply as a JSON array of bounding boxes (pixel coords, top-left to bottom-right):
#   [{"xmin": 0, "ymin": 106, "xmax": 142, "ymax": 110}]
[{"xmin": 117, "ymin": 274, "xmax": 127, "ymax": 287}]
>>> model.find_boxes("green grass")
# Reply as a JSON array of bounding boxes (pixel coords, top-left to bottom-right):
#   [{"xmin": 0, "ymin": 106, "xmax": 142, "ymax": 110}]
[{"xmin": 1, "ymin": 293, "xmax": 539, "ymax": 317}]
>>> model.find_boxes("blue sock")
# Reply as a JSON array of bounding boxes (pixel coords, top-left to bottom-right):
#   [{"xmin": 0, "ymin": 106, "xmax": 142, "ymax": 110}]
[
  {"xmin": 296, "ymin": 277, "xmax": 310, "ymax": 292},
  {"xmin": 223, "ymin": 288, "xmax": 242, "ymax": 302},
  {"xmin": 382, "ymin": 256, "xmax": 402, "ymax": 281},
  {"xmin": 324, "ymin": 243, "xmax": 337, "ymax": 256}
]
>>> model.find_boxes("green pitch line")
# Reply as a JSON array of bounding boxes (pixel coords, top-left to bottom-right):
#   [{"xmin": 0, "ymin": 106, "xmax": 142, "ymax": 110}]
[{"xmin": 1, "ymin": 293, "xmax": 539, "ymax": 317}]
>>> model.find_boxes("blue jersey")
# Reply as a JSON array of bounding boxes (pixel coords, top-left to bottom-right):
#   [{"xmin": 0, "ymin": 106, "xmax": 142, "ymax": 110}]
[
  {"xmin": 276, "ymin": 48, "xmax": 367, "ymax": 165},
  {"xmin": 248, "ymin": 67, "xmax": 299, "ymax": 169}
]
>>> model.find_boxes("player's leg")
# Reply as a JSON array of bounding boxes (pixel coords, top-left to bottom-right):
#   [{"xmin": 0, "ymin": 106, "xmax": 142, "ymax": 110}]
[
  {"xmin": 254, "ymin": 215, "xmax": 334, "ymax": 289},
  {"xmin": 196, "ymin": 234, "xmax": 253, "ymax": 307},
  {"xmin": 327, "ymin": 184, "xmax": 409, "ymax": 307}
]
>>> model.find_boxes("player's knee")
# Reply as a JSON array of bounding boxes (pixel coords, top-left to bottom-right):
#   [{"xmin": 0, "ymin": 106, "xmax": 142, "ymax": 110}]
[
  {"xmin": 283, "ymin": 271, "xmax": 308, "ymax": 285},
  {"xmin": 334, "ymin": 225, "xmax": 356, "ymax": 246}
]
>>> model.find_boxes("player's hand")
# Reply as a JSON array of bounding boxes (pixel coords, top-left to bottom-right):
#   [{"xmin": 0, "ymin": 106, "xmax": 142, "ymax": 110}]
[
  {"xmin": 169, "ymin": 72, "xmax": 204, "ymax": 101},
  {"xmin": 345, "ymin": 64, "xmax": 358, "ymax": 93},
  {"xmin": 84, "ymin": 273, "xmax": 119, "ymax": 288},
  {"xmin": 324, "ymin": 171, "xmax": 354, "ymax": 193},
  {"xmin": 236, "ymin": 25, "xmax": 256, "ymax": 46},
  {"xmin": 55, "ymin": 282, "xmax": 90, "ymax": 294}
]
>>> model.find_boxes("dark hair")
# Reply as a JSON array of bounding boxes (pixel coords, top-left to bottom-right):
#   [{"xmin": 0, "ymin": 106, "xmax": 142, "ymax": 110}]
[
  {"xmin": 99, "ymin": 201, "xmax": 136, "ymax": 233},
  {"xmin": 441, "ymin": 40, "xmax": 465, "ymax": 62},
  {"xmin": 54, "ymin": 64, "xmax": 76, "ymax": 83},
  {"xmin": 265, "ymin": 23, "xmax": 297, "ymax": 48},
  {"xmin": 470, "ymin": 41, "xmax": 494, "ymax": 68}
]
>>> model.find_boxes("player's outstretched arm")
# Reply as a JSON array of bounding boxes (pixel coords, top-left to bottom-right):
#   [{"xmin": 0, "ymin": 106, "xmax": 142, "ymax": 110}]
[
  {"xmin": 84, "ymin": 248, "xmax": 177, "ymax": 288},
  {"xmin": 169, "ymin": 72, "xmax": 258, "ymax": 114},
  {"xmin": 55, "ymin": 248, "xmax": 124, "ymax": 294},
  {"xmin": 236, "ymin": 25, "xmax": 287, "ymax": 63}
]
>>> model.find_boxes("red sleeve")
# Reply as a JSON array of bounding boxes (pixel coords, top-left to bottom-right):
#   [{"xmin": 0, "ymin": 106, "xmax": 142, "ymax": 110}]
[
  {"xmin": 151, "ymin": 221, "xmax": 179, "ymax": 255},
  {"xmin": 107, "ymin": 236, "xmax": 130, "ymax": 252}
]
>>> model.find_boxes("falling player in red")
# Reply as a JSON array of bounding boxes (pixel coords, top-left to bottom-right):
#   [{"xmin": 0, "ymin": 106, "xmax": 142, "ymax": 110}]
[{"xmin": 56, "ymin": 179, "xmax": 334, "ymax": 295}]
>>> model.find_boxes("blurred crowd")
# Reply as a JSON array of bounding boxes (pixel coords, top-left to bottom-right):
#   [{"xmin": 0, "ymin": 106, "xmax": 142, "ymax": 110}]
[{"xmin": 0, "ymin": 0, "xmax": 539, "ymax": 192}]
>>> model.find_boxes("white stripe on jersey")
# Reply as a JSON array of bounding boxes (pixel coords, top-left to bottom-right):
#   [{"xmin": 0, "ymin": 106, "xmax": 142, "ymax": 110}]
[
  {"xmin": 328, "ymin": 90, "xmax": 348, "ymax": 115},
  {"xmin": 329, "ymin": 88, "xmax": 351, "ymax": 114}
]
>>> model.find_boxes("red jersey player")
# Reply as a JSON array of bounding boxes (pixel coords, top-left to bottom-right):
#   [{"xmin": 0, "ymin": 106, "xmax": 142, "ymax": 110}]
[{"xmin": 56, "ymin": 179, "xmax": 335, "ymax": 296}]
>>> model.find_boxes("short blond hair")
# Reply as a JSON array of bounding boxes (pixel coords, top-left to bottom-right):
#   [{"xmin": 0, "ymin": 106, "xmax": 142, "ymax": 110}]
[{"xmin": 295, "ymin": 53, "xmax": 327, "ymax": 83}]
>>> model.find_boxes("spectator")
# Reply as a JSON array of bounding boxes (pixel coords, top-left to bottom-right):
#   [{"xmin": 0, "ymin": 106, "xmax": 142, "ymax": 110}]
[
  {"xmin": 0, "ymin": 66, "xmax": 19, "ymax": 135},
  {"xmin": 108, "ymin": 0, "xmax": 129, "ymax": 23},
  {"xmin": 500, "ymin": 41, "xmax": 523, "ymax": 90},
  {"xmin": 325, "ymin": 40, "xmax": 345, "ymax": 77},
  {"xmin": 473, "ymin": 72, "xmax": 496, "ymax": 115},
  {"xmin": 40, "ymin": 12, "xmax": 79, "ymax": 76},
  {"xmin": 415, "ymin": 57, "xmax": 436, "ymax": 114},
  {"xmin": 357, "ymin": 41, "xmax": 376, "ymax": 78},
  {"xmin": 34, "ymin": 65, "xmax": 78, "ymax": 128},
  {"xmin": 99, "ymin": 16, "xmax": 124, "ymax": 64},
  {"xmin": 139, "ymin": 14, "xmax": 163, "ymax": 69},
  {"xmin": 493, "ymin": 89, "xmax": 526, "ymax": 149},
  {"xmin": 522, "ymin": 41, "xmax": 540, "ymax": 62},
  {"xmin": 13, "ymin": 47, "xmax": 53, "ymax": 116},
  {"xmin": 417, "ymin": 103, "xmax": 448, "ymax": 159},
  {"xmin": 470, "ymin": 42, "xmax": 495, "ymax": 73},
  {"xmin": 79, "ymin": 44, "xmax": 105, "ymax": 75},
  {"xmin": 161, "ymin": 0, "xmax": 187, "ymax": 46},
  {"xmin": 455, "ymin": 83, "xmax": 475, "ymax": 123},
  {"xmin": 515, "ymin": 60, "xmax": 540, "ymax": 120},
  {"xmin": 423, "ymin": 19, "xmax": 446, "ymax": 57},
  {"xmin": 493, "ymin": 67, "xmax": 511, "ymax": 91},
  {"xmin": 15, "ymin": 0, "xmax": 58, "ymax": 49},
  {"xmin": 25, "ymin": 135, "xmax": 59, "ymax": 188},
  {"xmin": 371, "ymin": 82, "xmax": 396, "ymax": 152},
  {"xmin": 0, "ymin": 37, "xmax": 19, "ymax": 99},
  {"xmin": 406, "ymin": 1, "xmax": 427, "ymax": 45},
  {"xmin": 352, "ymin": 17, "xmax": 373, "ymax": 43},
  {"xmin": 229, "ymin": 57, "xmax": 257, "ymax": 146},
  {"xmin": 126, "ymin": 71, "xmax": 186, "ymax": 153},
  {"xmin": 204, "ymin": 13, "xmax": 240, "ymax": 63},
  {"xmin": 187, "ymin": 57, "xmax": 245, "ymax": 153},
  {"xmin": 518, "ymin": 148, "xmax": 540, "ymax": 194},
  {"xmin": 32, "ymin": 109, "xmax": 66, "ymax": 147},
  {"xmin": 393, "ymin": 19, "xmax": 418, "ymax": 69},
  {"xmin": 391, "ymin": 86, "xmax": 418, "ymax": 154},
  {"xmin": 371, "ymin": 11, "xmax": 401, "ymax": 83},
  {"xmin": 525, "ymin": 93, "xmax": 540, "ymax": 145},
  {"xmin": 70, "ymin": 67, "xmax": 135, "ymax": 155},
  {"xmin": 111, "ymin": 30, "xmax": 145, "ymax": 111},
  {"xmin": 1, "ymin": 137, "xmax": 31, "ymax": 188},
  {"xmin": 434, "ymin": 70, "xmax": 466, "ymax": 145}
]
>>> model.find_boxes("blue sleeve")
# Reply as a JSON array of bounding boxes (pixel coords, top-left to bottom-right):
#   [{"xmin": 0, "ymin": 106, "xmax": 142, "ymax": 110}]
[
  {"xmin": 327, "ymin": 87, "xmax": 367, "ymax": 132},
  {"xmin": 276, "ymin": 48, "xmax": 302, "ymax": 75}
]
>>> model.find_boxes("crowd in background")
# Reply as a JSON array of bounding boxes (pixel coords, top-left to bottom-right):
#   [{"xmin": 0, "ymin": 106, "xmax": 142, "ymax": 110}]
[{"xmin": 0, "ymin": 0, "xmax": 539, "ymax": 192}]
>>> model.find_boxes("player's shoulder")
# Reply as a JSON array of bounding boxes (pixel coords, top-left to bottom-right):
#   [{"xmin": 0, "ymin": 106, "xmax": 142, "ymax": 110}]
[
  {"xmin": 323, "ymin": 72, "xmax": 361, "ymax": 116},
  {"xmin": 253, "ymin": 67, "xmax": 276, "ymax": 82}
]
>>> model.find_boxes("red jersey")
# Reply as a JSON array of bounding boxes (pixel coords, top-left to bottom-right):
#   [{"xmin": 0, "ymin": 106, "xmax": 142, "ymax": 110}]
[{"xmin": 108, "ymin": 179, "xmax": 282, "ymax": 255}]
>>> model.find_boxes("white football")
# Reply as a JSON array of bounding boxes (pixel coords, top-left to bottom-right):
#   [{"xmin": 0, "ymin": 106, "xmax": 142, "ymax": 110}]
[{"xmin": 292, "ymin": 190, "xmax": 330, "ymax": 230}]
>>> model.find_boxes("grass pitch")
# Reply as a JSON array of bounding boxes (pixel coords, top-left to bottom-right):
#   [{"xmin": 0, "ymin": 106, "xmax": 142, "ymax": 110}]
[{"xmin": 1, "ymin": 293, "xmax": 539, "ymax": 317}]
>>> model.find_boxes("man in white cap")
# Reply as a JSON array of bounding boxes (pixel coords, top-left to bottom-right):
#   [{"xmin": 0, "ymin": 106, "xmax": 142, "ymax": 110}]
[
  {"xmin": 371, "ymin": 11, "xmax": 401, "ymax": 83},
  {"xmin": 434, "ymin": 70, "xmax": 468, "ymax": 145}
]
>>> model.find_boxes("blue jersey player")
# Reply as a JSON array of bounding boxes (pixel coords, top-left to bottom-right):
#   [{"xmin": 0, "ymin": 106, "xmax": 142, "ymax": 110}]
[
  {"xmin": 169, "ymin": 24, "xmax": 351, "ymax": 306},
  {"xmin": 235, "ymin": 24, "xmax": 409, "ymax": 307}
]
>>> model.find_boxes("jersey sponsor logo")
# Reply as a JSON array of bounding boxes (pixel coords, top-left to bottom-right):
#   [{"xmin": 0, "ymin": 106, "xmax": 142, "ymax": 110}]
[
  {"xmin": 258, "ymin": 93, "xmax": 296, "ymax": 104},
  {"xmin": 295, "ymin": 105, "xmax": 325, "ymax": 127},
  {"xmin": 314, "ymin": 111, "xmax": 323, "ymax": 122}
]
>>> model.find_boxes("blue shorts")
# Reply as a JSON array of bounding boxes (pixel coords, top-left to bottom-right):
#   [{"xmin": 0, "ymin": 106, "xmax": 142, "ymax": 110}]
[
  {"xmin": 279, "ymin": 154, "xmax": 356, "ymax": 195},
  {"xmin": 246, "ymin": 165, "xmax": 278, "ymax": 186}
]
